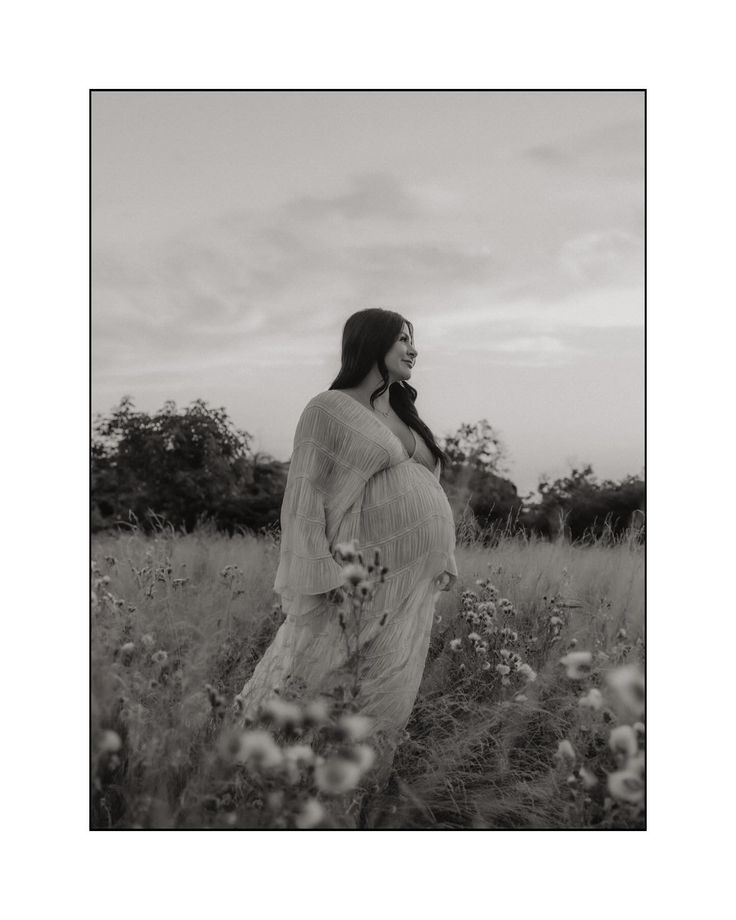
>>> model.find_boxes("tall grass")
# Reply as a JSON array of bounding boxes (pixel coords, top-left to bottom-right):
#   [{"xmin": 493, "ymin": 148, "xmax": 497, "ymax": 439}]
[{"xmin": 91, "ymin": 524, "xmax": 644, "ymax": 829}]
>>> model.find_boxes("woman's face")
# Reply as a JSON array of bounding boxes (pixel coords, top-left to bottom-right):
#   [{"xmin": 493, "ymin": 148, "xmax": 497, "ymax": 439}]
[{"xmin": 384, "ymin": 322, "xmax": 418, "ymax": 382}]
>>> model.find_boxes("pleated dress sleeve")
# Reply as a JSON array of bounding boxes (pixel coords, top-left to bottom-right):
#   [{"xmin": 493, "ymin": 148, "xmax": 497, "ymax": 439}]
[{"xmin": 273, "ymin": 401, "xmax": 350, "ymax": 598}]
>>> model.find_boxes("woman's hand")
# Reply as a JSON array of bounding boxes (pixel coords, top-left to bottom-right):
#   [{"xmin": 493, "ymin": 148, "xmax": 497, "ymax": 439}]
[{"xmin": 325, "ymin": 585, "xmax": 347, "ymax": 606}]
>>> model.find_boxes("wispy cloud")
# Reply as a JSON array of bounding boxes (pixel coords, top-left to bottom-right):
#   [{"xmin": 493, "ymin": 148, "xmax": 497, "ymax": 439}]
[
  {"xmin": 93, "ymin": 156, "xmax": 642, "ymax": 387},
  {"xmin": 288, "ymin": 172, "xmax": 422, "ymax": 221}
]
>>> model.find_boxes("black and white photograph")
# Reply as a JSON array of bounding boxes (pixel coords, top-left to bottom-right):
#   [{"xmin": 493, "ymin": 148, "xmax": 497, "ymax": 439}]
[{"xmin": 90, "ymin": 89, "xmax": 645, "ymax": 830}]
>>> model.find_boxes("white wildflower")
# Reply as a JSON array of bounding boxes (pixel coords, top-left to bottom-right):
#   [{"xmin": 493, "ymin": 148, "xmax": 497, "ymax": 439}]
[
  {"xmin": 314, "ymin": 756, "xmax": 363, "ymax": 796},
  {"xmin": 579, "ymin": 766, "xmax": 598, "ymax": 790},
  {"xmin": 99, "ymin": 730, "xmax": 122, "ymax": 753},
  {"xmin": 607, "ymin": 768, "xmax": 644, "ymax": 805},
  {"xmin": 294, "ymin": 797, "xmax": 325, "ymax": 829},
  {"xmin": 516, "ymin": 662, "xmax": 537, "ymax": 682},
  {"xmin": 342, "ymin": 563, "xmax": 369, "ymax": 586},
  {"xmin": 606, "ymin": 664, "xmax": 645, "ymax": 719},
  {"xmin": 559, "ymin": 651, "xmax": 593, "ymax": 679},
  {"xmin": 554, "ymin": 739, "xmax": 576, "ymax": 768},
  {"xmin": 335, "ymin": 541, "xmax": 359, "ymax": 563},
  {"xmin": 236, "ymin": 730, "xmax": 284, "ymax": 769},
  {"xmin": 351, "ymin": 744, "xmax": 376, "ymax": 773},
  {"xmin": 260, "ymin": 696, "xmax": 303, "ymax": 730},
  {"xmin": 303, "ymin": 698, "xmax": 332, "ymax": 727},
  {"xmin": 337, "ymin": 713, "xmax": 373, "ymax": 742},
  {"xmin": 284, "ymin": 744, "xmax": 316, "ymax": 767},
  {"xmin": 578, "ymin": 688, "xmax": 604, "ymax": 710},
  {"xmin": 609, "ymin": 725, "xmax": 638, "ymax": 761}
]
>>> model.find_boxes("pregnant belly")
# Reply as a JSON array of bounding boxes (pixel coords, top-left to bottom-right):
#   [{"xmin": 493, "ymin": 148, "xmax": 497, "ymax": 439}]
[{"xmin": 357, "ymin": 461, "xmax": 456, "ymax": 578}]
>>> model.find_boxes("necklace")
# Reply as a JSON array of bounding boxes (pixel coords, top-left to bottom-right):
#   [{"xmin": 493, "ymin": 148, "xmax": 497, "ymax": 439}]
[{"xmin": 372, "ymin": 404, "xmax": 390, "ymax": 417}]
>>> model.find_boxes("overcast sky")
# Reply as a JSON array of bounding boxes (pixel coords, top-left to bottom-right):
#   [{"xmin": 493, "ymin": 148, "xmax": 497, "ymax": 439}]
[{"xmin": 92, "ymin": 90, "xmax": 643, "ymax": 496}]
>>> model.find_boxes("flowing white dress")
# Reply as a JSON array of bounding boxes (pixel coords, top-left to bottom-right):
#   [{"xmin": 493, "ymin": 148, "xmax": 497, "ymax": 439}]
[{"xmin": 237, "ymin": 389, "xmax": 457, "ymax": 782}]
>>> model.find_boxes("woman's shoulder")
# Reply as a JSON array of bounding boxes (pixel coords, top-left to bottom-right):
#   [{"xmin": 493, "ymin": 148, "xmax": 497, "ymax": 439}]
[
  {"xmin": 308, "ymin": 389, "xmax": 341, "ymax": 405},
  {"xmin": 304, "ymin": 389, "xmax": 354, "ymax": 414}
]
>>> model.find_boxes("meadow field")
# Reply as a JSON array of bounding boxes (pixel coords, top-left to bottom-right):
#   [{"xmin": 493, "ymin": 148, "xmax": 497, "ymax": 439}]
[{"xmin": 91, "ymin": 525, "xmax": 645, "ymax": 830}]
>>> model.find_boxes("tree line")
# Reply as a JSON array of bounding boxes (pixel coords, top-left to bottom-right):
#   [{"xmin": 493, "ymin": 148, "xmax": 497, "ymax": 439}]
[{"xmin": 91, "ymin": 397, "xmax": 644, "ymax": 543}]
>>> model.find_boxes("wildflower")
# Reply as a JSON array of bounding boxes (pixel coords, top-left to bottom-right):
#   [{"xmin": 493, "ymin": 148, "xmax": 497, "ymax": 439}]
[
  {"xmin": 568, "ymin": 637, "xmax": 578, "ymax": 647},
  {"xmin": 477, "ymin": 602, "xmax": 495, "ymax": 616},
  {"xmin": 314, "ymin": 756, "xmax": 363, "ymax": 795},
  {"xmin": 99, "ymin": 730, "xmax": 122, "ymax": 753},
  {"xmin": 260, "ymin": 697, "xmax": 303, "ymax": 731},
  {"xmin": 578, "ymin": 688, "xmax": 604, "ymax": 710},
  {"xmin": 559, "ymin": 651, "xmax": 593, "ymax": 679},
  {"xmin": 101, "ymin": 575, "xmax": 111, "ymax": 585},
  {"xmin": 627, "ymin": 751, "xmax": 646, "ymax": 777},
  {"xmin": 140, "ymin": 633, "xmax": 155, "ymax": 649},
  {"xmin": 481, "ymin": 661, "xmax": 491, "ymax": 671},
  {"xmin": 617, "ymin": 628, "xmax": 628, "ymax": 640},
  {"xmin": 514, "ymin": 693, "xmax": 528, "ymax": 703},
  {"xmin": 473, "ymin": 641, "xmax": 489, "ymax": 656},
  {"xmin": 119, "ymin": 641, "xmax": 135, "ymax": 664},
  {"xmin": 284, "ymin": 744, "xmax": 316, "ymax": 767},
  {"xmin": 342, "ymin": 563, "xmax": 369, "ymax": 587},
  {"xmin": 115, "ymin": 598, "xmax": 125, "ymax": 608},
  {"xmin": 449, "ymin": 638, "xmax": 462, "ymax": 652},
  {"xmin": 468, "ymin": 632, "xmax": 482, "ymax": 643},
  {"xmin": 606, "ymin": 665, "xmax": 645, "ymax": 719},
  {"xmin": 355, "ymin": 579, "xmax": 375, "ymax": 600},
  {"xmin": 496, "ymin": 664, "xmax": 511, "ymax": 676},
  {"xmin": 549, "ymin": 616, "xmax": 563, "ymax": 628},
  {"xmin": 335, "ymin": 541, "xmax": 359, "ymax": 563},
  {"xmin": 554, "ymin": 740, "xmax": 576, "ymax": 768},
  {"xmin": 498, "ymin": 598, "xmax": 515, "ymax": 615},
  {"xmin": 609, "ymin": 725, "xmax": 638, "ymax": 761},
  {"xmin": 337, "ymin": 713, "xmax": 373, "ymax": 742},
  {"xmin": 294, "ymin": 797, "xmax": 325, "ymax": 829},
  {"xmin": 578, "ymin": 766, "xmax": 598, "ymax": 790},
  {"xmin": 517, "ymin": 663, "xmax": 537, "ymax": 683},
  {"xmin": 236, "ymin": 730, "xmax": 284, "ymax": 769},
  {"xmin": 303, "ymin": 698, "xmax": 331, "ymax": 727},
  {"xmin": 350, "ymin": 744, "xmax": 377, "ymax": 773},
  {"xmin": 151, "ymin": 650, "xmax": 168, "ymax": 666},
  {"xmin": 127, "ymin": 604, "xmax": 136, "ymax": 613},
  {"xmin": 607, "ymin": 768, "xmax": 644, "ymax": 805}
]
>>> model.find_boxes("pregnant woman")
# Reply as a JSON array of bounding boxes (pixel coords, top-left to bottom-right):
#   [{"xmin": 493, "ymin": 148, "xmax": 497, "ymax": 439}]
[{"xmin": 236, "ymin": 308, "xmax": 457, "ymax": 791}]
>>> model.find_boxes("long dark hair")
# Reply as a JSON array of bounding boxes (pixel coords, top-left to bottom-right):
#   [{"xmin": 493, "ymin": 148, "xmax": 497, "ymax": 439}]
[{"xmin": 328, "ymin": 308, "xmax": 449, "ymax": 473}]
